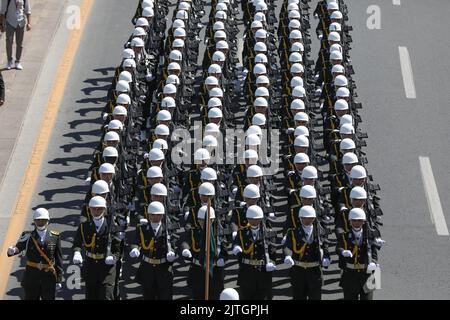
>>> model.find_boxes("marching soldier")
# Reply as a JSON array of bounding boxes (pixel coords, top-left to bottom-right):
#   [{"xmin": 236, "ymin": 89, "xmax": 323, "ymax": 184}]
[
  {"xmin": 337, "ymin": 208, "xmax": 379, "ymax": 300},
  {"xmin": 72, "ymin": 196, "xmax": 121, "ymax": 300},
  {"xmin": 7, "ymin": 208, "xmax": 63, "ymax": 300},
  {"xmin": 180, "ymin": 205, "xmax": 228, "ymax": 300},
  {"xmin": 232, "ymin": 205, "xmax": 277, "ymax": 300},
  {"xmin": 129, "ymin": 201, "xmax": 177, "ymax": 300},
  {"xmin": 283, "ymin": 206, "xmax": 330, "ymax": 300}
]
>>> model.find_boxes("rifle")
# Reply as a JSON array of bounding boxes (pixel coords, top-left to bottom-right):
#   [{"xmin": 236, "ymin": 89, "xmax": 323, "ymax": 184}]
[{"xmin": 204, "ymin": 198, "xmax": 212, "ymax": 300}]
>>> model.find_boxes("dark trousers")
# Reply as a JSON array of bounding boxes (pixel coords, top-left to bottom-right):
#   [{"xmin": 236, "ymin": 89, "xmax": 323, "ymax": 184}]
[
  {"xmin": 290, "ymin": 266, "xmax": 322, "ymax": 300},
  {"xmin": 188, "ymin": 265, "xmax": 224, "ymax": 300},
  {"xmin": 5, "ymin": 21, "xmax": 25, "ymax": 62},
  {"xmin": 340, "ymin": 269, "xmax": 373, "ymax": 300},
  {"xmin": 22, "ymin": 267, "xmax": 56, "ymax": 300},
  {"xmin": 136, "ymin": 262, "xmax": 173, "ymax": 300},
  {"xmin": 83, "ymin": 258, "xmax": 116, "ymax": 300},
  {"xmin": 238, "ymin": 264, "xmax": 273, "ymax": 300}
]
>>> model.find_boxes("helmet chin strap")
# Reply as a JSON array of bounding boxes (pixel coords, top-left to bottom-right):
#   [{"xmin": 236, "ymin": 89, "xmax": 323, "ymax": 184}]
[{"xmin": 93, "ymin": 214, "xmax": 104, "ymax": 221}]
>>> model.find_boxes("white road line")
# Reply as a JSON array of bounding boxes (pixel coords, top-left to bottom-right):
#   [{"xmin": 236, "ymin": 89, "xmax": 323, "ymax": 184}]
[
  {"xmin": 398, "ymin": 47, "xmax": 416, "ymax": 99},
  {"xmin": 419, "ymin": 156, "xmax": 450, "ymax": 236},
  {"xmin": 393, "ymin": 0, "xmax": 401, "ymax": 5}
]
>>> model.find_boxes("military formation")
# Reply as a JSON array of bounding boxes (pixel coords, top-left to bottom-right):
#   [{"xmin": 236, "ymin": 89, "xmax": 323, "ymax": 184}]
[{"xmin": 7, "ymin": 0, "xmax": 385, "ymax": 300}]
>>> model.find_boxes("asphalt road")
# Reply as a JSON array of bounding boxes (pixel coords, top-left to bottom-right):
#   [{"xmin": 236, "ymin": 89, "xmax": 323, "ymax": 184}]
[{"xmin": 2, "ymin": 0, "xmax": 450, "ymax": 300}]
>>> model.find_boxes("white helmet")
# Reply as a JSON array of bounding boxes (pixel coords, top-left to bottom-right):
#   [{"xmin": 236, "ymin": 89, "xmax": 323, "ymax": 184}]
[
  {"xmin": 151, "ymin": 183, "xmax": 167, "ymax": 196},
  {"xmin": 133, "ymin": 27, "xmax": 147, "ymax": 37},
  {"xmin": 208, "ymin": 107, "xmax": 223, "ymax": 119},
  {"xmin": 166, "ymin": 75, "xmax": 180, "ymax": 86},
  {"xmin": 220, "ymin": 288, "xmax": 239, "ymax": 300},
  {"xmin": 294, "ymin": 135, "xmax": 309, "ymax": 147},
  {"xmin": 155, "ymin": 124, "xmax": 170, "ymax": 136},
  {"xmin": 349, "ymin": 208, "xmax": 366, "ymax": 221},
  {"xmin": 330, "ymin": 50, "xmax": 343, "ymax": 61},
  {"xmin": 169, "ymin": 50, "xmax": 182, "ymax": 62},
  {"xmin": 244, "ymin": 149, "xmax": 259, "ymax": 160},
  {"xmin": 153, "ymin": 139, "xmax": 168, "ymax": 151},
  {"xmin": 208, "ymin": 97, "xmax": 222, "ymax": 108},
  {"xmin": 214, "ymin": 30, "xmax": 227, "ymax": 40},
  {"xmin": 135, "ymin": 17, "xmax": 149, "ymax": 28},
  {"xmin": 113, "ymin": 105, "xmax": 127, "ymax": 116},
  {"xmin": 131, "ymin": 37, "xmax": 145, "ymax": 48},
  {"xmin": 290, "ymin": 42, "xmax": 304, "ymax": 53},
  {"xmin": 251, "ymin": 20, "xmax": 263, "ymax": 29},
  {"xmin": 294, "ymin": 125, "xmax": 309, "ymax": 137},
  {"xmin": 294, "ymin": 112, "xmax": 309, "ymax": 123},
  {"xmin": 292, "ymin": 86, "xmax": 306, "ymax": 98},
  {"xmin": 172, "ymin": 38, "xmax": 185, "ymax": 48},
  {"xmin": 199, "ymin": 182, "xmax": 215, "ymax": 196},
  {"xmin": 99, "ymin": 163, "xmax": 115, "ymax": 174},
  {"xmin": 254, "ymin": 97, "xmax": 268, "ymax": 107},
  {"xmin": 334, "ymin": 75, "xmax": 348, "ymax": 87},
  {"xmin": 301, "ymin": 166, "xmax": 318, "ymax": 179},
  {"xmin": 198, "ymin": 205, "xmax": 216, "ymax": 219},
  {"xmin": 340, "ymin": 114, "xmax": 354, "ymax": 126},
  {"xmin": 340, "ymin": 138, "xmax": 356, "ymax": 151},
  {"xmin": 252, "ymin": 113, "xmax": 266, "ymax": 126},
  {"xmin": 246, "ymin": 125, "xmax": 263, "ymax": 138},
  {"xmin": 298, "ymin": 205, "xmax": 316, "ymax": 218},
  {"xmin": 205, "ymin": 123, "xmax": 220, "ymax": 136},
  {"xmin": 255, "ymin": 87, "xmax": 269, "ymax": 98},
  {"xmin": 104, "ymin": 131, "xmax": 120, "ymax": 142},
  {"xmin": 334, "ymin": 99, "xmax": 349, "ymax": 111},
  {"xmin": 149, "ymin": 148, "xmax": 165, "ymax": 161},
  {"xmin": 201, "ymin": 167, "xmax": 217, "ymax": 181},
  {"xmin": 350, "ymin": 186, "xmax": 367, "ymax": 200},
  {"xmin": 117, "ymin": 93, "xmax": 131, "ymax": 105},
  {"xmin": 102, "ymin": 146, "xmax": 118, "ymax": 158},
  {"xmin": 290, "ymin": 63, "xmax": 304, "ymax": 74},
  {"xmin": 172, "ymin": 19, "xmax": 185, "ymax": 29},
  {"xmin": 300, "ymin": 185, "xmax": 316, "ymax": 198},
  {"xmin": 247, "ymin": 165, "xmax": 263, "ymax": 178},
  {"xmin": 254, "ymin": 42, "xmax": 267, "ymax": 53},
  {"xmin": 290, "ymin": 99, "xmax": 305, "ymax": 110},
  {"xmin": 289, "ymin": 19, "xmax": 300, "ymax": 29},
  {"xmin": 255, "ymin": 29, "xmax": 267, "ymax": 39},
  {"xmin": 327, "ymin": 1, "xmax": 339, "ymax": 10},
  {"xmin": 246, "ymin": 205, "xmax": 264, "ymax": 219},
  {"xmin": 33, "ymin": 208, "xmax": 50, "ymax": 220},
  {"xmin": 289, "ymin": 52, "xmax": 303, "ymax": 63},
  {"xmin": 350, "ymin": 165, "xmax": 367, "ymax": 179},
  {"xmin": 92, "ymin": 180, "xmax": 109, "ymax": 194},
  {"xmin": 89, "ymin": 196, "xmax": 107, "ymax": 208},
  {"xmin": 330, "ymin": 44, "xmax": 343, "ymax": 54},
  {"xmin": 215, "ymin": 10, "xmax": 227, "ymax": 20},
  {"xmin": 253, "ymin": 63, "xmax": 267, "ymax": 75},
  {"xmin": 216, "ymin": 40, "xmax": 229, "ymax": 50},
  {"xmin": 336, "ymin": 87, "xmax": 350, "ymax": 98},
  {"xmin": 167, "ymin": 62, "xmax": 181, "ymax": 71},
  {"xmin": 331, "ymin": 10, "xmax": 343, "ymax": 20},
  {"xmin": 243, "ymin": 184, "xmax": 260, "ymax": 198},
  {"xmin": 161, "ymin": 97, "xmax": 176, "ymax": 108},
  {"xmin": 122, "ymin": 58, "xmax": 136, "ymax": 69},
  {"xmin": 213, "ymin": 21, "xmax": 225, "ymax": 31},
  {"xmin": 342, "ymin": 152, "xmax": 358, "ymax": 165},
  {"xmin": 329, "ymin": 22, "xmax": 342, "ymax": 32},
  {"xmin": 256, "ymin": 75, "xmax": 270, "ymax": 85},
  {"xmin": 157, "ymin": 110, "xmax": 172, "ymax": 122},
  {"xmin": 107, "ymin": 119, "xmax": 123, "ymax": 131},
  {"xmin": 289, "ymin": 29, "xmax": 302, "ymax": 40},
  {"xmin": 332, "ymin": 64, "xmax": 345, "ymax": 74},
  {"xmin": 245, "ymin": 134, "xmax": 261, "ymax": 146},
  {"xmin": 203, "ymin": 135, "xmax": 218, "ymax": 148},
  {"xmin": 119, "ymin": 71, "xmax": 133, "ymax": 84},
  {"xmin": 208, "ymin": 64, "xmax": 222, "ymax": 74},
  {"xmin": 122, "ymin": 48, "xmax": 135, "ymax": 60},
  {"xmin": 176, "ymin": 10, "xmax": 188, "ymax": 20},
  {"xmin": 290, "ymin": 76, "xmax": 304, "ymax": 88},
  {"xmin": 340, "ymin": 123, "xmax": 355, "ymax": 135},
  {"xmin": 254, "ymin": 12, "xmax": 266, "ymax": 22},
  {"xmin": 194, "ymin": 148, "xmax": 211, "ymax": 161},
  {"xmin": 142, "ymin": 7, "xmax": 154, "ymax": 18},
  {"xmin": 205, "ymin": 76, "xmax": 219, "ymax": 86},
  {"xmin": 148, "ymin": 201, "xmax": 165, "ymax": 215},
  {"xmin": 174, "ymin": 27, "xmax": 186, "ymax": 38},
  {"xmin": 288, "ymin": 10, "xmax": 301, "ymax": 20},
  {"xmin": 255, "ymin": 53, "xmax": 268, "ymax": 64},
  {"xmin": 328, "ymin": 31, "xmax": 341, "ymax": 42},
  {"xmin": 147, "ymin": 166, "xmax": 163, "ymax": 178},
  {"xmin": 294, "ymin": 153, "xmax": 310, "ymax": 164},
  {"xmin": 163, "ymin": 84, "xmax": 177, "ymax": 95},
  {"xmin": 115, "ymin": 80, "xmax": 130, "ymax": 93},
  {"xmin": 209, "ymin": 87, "xmax": 224, "ymax": 98}
]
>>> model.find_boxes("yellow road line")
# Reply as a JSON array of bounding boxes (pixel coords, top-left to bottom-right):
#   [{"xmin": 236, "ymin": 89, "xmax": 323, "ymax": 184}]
[{"xmin": 0, "ymin": 0, "xmax": 94, "ymax": 299}]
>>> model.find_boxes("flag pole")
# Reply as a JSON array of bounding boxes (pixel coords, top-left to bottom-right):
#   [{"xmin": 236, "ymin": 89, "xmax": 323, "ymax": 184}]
[{"xmin": 204, "ymin": 197, "xmax": 212, "ymax": 300}]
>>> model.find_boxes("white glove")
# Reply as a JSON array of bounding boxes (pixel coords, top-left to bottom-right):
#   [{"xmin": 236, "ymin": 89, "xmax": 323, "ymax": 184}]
[
  {"xmin": 232, "ymin": 231, "xmax": 237, "ymax": 241},
  {"xmin": 281, "ymin": 235, "xmax": 287, "ymax": 245},
  {"xmin": 129, "ymin": 248, "xmax": 140, "ymax": 258},
  {"xmin": 216, "ymin": 258, "xmax": 225, "ymax": 267},
  {"xmin": 341, "ymin": 250, "xmax": 353, "ymax": 258},
  {"xmin": 232, "ymin": 246, "xmax": 242, "ymax": 256},
  {"xmin": 139, "ymin": 218, "xmax": 148, "ymax": 225},
  {"xmin": 265, "ymin": 262, "xmax": 277, "ymax": 272},
  {"xmin": 55, "ymin": 283, "xmax": 62, "ymax": 291},
  {"xmin": 184, "ymin": 211, "xmax": 189, "ymax": 222},
  {"xmin": 232, "ymin": 186, "xmax": 238, "ymax": 195},
  {"xmin": 268, "ymin": 212, "xmax": 276, "ymax": 220},
  {"xmin": 145, "ymin": 73, "xmax": 155, "ymax": 82},
  {"xmin": 7, "ymin": 246, "xmax": 17, "ymax": 256},
  {"xmin": 315, "ymin": 88, "xmax": 322, "ymax": 96},
  {"xmin": 182, "ymin": 249, "xmax": 192, "ymax": 259},
  {"xmin": 166, "ymin": 251, "xmax": 177, "ymax": 262},
  {"xmin": 284, "ymin": 256, "xmax": 295, "ymax": 268},
  {"xmin": 286, "ymin": 127, "xmax": 295, "ymax": 135},
  {"xmin": 102, "ymin": 113, "xmax": 109, "ymax": 121},
  {"xmin": 105, "ymin": 255, "xmax": 116, "ymax": 265},
  {"xmin": 73, "ymin": 251, "xmax": 83, "ymax": 264},
  {"xmin": 118, "ymin": 232, "xmax": 125, "ymax": 240},
  {"xmin": 375, "ymin": 237, "xmax": 386, "ymax": 247},
  {"xmin": 84, "ymin": 176, "xmax": 91, "ymax": 185},
  {"xmin": 367, "ymin": 262, "xmax": 378, "ymax": 273},
  {"xmin": 322, "ymin": 258, "xmax": 331, "ymax": 268},
  {"xmin": 127, "ymin": 202, "xmax": 135, "ymax": 211}
]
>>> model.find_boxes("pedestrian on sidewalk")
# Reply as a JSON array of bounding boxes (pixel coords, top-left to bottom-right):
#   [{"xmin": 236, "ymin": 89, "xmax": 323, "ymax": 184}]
[
  {"xmin": 0, "ymin": 70, "xmax": 4, "ymax": 105},
  {"xmin": 0, "ymin": 0, "xmax": 32, "ymax": 70}
]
